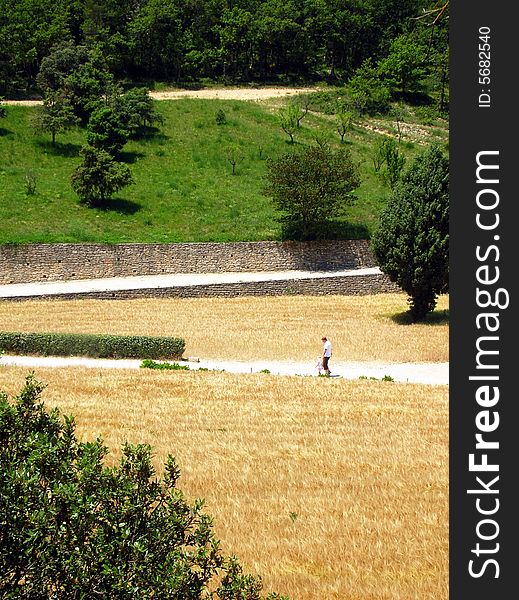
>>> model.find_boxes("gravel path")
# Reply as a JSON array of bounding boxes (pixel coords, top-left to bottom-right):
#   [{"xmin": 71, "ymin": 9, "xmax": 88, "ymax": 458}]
[
  {"xmin": 0, "ymin": 269, "xmax": 448, "ymax": 384},
  {"xmin": 0, "ymin": 354, "xmax": 448, "ymax": 385}
]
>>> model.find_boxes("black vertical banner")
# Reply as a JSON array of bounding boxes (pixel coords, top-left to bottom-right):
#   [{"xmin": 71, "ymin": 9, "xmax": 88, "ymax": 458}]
[{"xmin": 450, "ymin": 1, "xmax": 517, "ymax": 598}]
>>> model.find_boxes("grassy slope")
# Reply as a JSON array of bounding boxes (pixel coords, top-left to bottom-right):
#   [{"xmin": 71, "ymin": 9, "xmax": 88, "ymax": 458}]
[{"xmin": 0, "ymin": 95, "xmax": 448, "ymax": 243}]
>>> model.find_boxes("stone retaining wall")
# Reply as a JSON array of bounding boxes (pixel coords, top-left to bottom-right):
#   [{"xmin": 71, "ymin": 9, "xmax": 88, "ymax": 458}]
[
  {"xmin": 0, "ymin": 241, "xmax": 377, "ymax": 284},
  {"xmin": 4, "ymin": 274, "xmax": 400, "ymax": 302}
]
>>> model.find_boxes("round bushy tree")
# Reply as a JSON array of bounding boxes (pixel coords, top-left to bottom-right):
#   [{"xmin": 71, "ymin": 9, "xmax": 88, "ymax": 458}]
[
  {"xmin": 87, "ymin": 105, "xmax": 130, "ymax": 156},
  {"xmin": 71, "ymin": 145, "xmax": 134, "ymax": 206},
  {"xmin": 264, "ymin": 142, "xmax": 360, "ymax": 240},
  {"xmin": 371, "ymin": 144, "xmax": 449, "ymax": 321},
  {"xmin": 0, "ymin": 375, "xmax": 288, "ymax": 599}
]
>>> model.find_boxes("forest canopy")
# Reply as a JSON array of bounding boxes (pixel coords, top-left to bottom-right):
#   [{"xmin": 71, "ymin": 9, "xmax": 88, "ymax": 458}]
[{"xmin": 0, "ymin": 0, "xmax": 448, "ymax": 95}]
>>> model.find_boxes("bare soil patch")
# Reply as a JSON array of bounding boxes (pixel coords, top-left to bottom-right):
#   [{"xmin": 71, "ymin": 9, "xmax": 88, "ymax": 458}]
[{"xmin": 3, "ymin": 87, "xmax": 315, "ymax": 106}]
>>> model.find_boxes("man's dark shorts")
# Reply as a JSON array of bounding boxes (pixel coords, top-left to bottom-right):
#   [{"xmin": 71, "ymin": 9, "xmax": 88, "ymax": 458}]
[{"xmin": 323, "ymin": 356, "xmax": 330, "ymax": 370}]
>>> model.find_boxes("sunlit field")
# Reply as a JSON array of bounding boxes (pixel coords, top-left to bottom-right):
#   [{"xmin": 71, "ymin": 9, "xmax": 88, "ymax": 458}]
[
  {"xmin": 0, "ymin": 293, "xmax": 449, "ymax": 363},
  {"xmin": 0, "ymin": 367, "xmax": 448, "ymax": 600}
]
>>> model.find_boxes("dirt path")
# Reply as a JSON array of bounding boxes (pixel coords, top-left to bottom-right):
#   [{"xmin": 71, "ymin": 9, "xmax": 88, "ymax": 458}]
[
  {"xmin": 3, "ymin": 87, "xmax": 314, "ymax": 106},
  {"xmin": 0, "ymin": 354, "xmax": 448, "ymax": 385}
]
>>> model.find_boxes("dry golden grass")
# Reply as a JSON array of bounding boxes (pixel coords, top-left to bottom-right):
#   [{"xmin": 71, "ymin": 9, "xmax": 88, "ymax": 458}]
[
  {"xmin": 0, "ymin": 366, "xmax": 448, "ymax": 600},
  {"xmin": 0, "ymin": 293, "xmax": 449, "ymax": 363}
]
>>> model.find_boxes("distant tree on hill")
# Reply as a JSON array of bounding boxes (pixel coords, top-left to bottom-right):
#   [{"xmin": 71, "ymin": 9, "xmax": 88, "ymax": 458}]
[
  {"xmin": 36, "ymin": 42, "xmax": 117, "ymax": 124},
  {"xmin": 112, "ymin": 87, "xmax": 164, "ymax": 137},
  {"xmin": 371, "ymin": 144, "xmax": 449, "ymax": 321},
  {"xmin": 32, "ymin": 91, "xmax": 79, "ymax": 145},
  {"xmin": 278, "ymin": 105, "xmax": 299, "ymax": 143},
  {"xmin": 264, "ymin": 142, "xmax": 360, "ymax": 240},
  {"xmin": 347, "ymin": 59, "xmax": 391, "ymax": 115},
  {"xmin": 71, "ymin": 145, "xmax": 134, "ymax": 206},
  {"xmin": 87, "ymin": 105, "xmax": 129, "ymax": 156},
  {"xmin": 377, "ymin": 34, "xmax": 427, "ymax": 97}
]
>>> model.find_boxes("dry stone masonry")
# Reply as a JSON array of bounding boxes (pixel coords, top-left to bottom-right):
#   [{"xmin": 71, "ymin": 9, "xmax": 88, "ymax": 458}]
[{"xmin": 0, "ymin": 241, "xmax": 400, "ymax": 298}]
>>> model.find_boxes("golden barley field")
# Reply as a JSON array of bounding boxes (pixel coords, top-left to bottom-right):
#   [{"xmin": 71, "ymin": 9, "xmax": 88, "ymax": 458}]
[
  {"xmin": 0, "ymin": 366, "xmax": 448, "ymax": 600},
  {"xmin": 0, "ymin": 293, "xmax": 449, "ymax": 362}
]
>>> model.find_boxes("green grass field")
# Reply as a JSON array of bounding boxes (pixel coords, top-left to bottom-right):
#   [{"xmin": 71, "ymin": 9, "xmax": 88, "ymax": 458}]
[{"xmin": 0, "ymin": 94, "xmax": 448, "ymax": 243}]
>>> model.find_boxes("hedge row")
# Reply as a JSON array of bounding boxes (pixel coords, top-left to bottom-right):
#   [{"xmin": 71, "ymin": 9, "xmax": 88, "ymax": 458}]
[{"xmin": 0, "ymin": 332, "xmax": 185, "ymax": 360}]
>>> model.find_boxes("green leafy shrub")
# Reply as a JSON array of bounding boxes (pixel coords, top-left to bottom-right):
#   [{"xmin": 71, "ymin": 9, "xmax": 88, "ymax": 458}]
[
  {"xmin": 0, "ymin": 332, "xmax": 185, "ymax": 360},
  {"xmin": 87, "ymin": 105, "xmax": 130, "ymax": 156},
  {"xmin": 113, "ymin": 87, "xmax": 164, "ymax": 136},
  {"xmin": 215, "ymin": 108, "xmax": 227, "ymax": 125},
  {"xmin": 372, "ymin": 138, "xmax": 406, "ymax": 189},
  {"xmin": 140, "ymin": 359, "xmax": 190, "ymax": 370},
  {"xmin": 264, "ymin": 142, "xmax": 360, "ymax": 240},
  {"xmin": 0, "ymin": 375, "xmax": 288, "ymax": 599},
  {"xmin": 71, "ymin": 145, "xmax": 134, "ymax": 206}
]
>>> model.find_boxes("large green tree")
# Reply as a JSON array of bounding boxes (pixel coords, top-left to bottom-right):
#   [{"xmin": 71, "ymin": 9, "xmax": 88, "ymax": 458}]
[
  {"xmin": 371, "ymin": 144, "xmax": 449, "ymax": 321},
  {"xmin": 377, "ymin": 34, "xmax": 427, "ymax": 97},
  {"xmin": 71, "ymin": 145, "xmax": 134, "ymax": 206},
  {"xmin": 264, "ymin": 142, "xmax": 360, "ymax": 240}
]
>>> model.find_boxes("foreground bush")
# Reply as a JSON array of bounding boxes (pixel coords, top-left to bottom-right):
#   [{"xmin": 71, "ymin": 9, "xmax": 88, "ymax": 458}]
[
  {"xmin": 0, "ymin": 332, "xmax": 185, "ymax": 359},
  {"xmin": 0, "ymin": 375, "xmax": 288, "ymax": 599}
]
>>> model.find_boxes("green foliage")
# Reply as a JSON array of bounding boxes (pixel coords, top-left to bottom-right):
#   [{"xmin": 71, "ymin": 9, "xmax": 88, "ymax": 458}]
[
  {"xmin": 278, "ymin": 104, "xmax": 299, "ymax": 143},
  {"xmin": 0, "ymin": 98, "xmax": 7, "ymax": 119},
  {"xmin": 87, "ymin": 105, "xmax": 130, "ymax": 155},
  {"xmin": 371, "ymin": 144, "xmax": 449, "ymax": 321},
  {"xmin": 0, "ymin": 332, "xmax": 185, "ymax": 360},
  {"xmin": 348, "ymin": 59, "xmax": 392, "ymax": 115},
  {"xmin": 0, "ymin": 375, "xmax": 288, "ymax": 599},
  {"xmin": 336, "ymin": 110, "xmax": 353, "ymax": 142},
  {"xmin": 64, "ymin": 46, "xmax": 117, "ymax": 123},
  {"xmin": 378, "ymin": 34, "xmax": 427, "ymax": 97},
  {"xmin": 113, "ymin": 87, "xmax": 164, "ymax": 137},
  {"xmin": 264, "ymin": 142, "xmax": 360, "ymax": 240},
  {"xmin": 36, "ymin": 41, "xmax": 90, "ymax": 95},
  {"xmin": 31, "ymin": 91, "xmax": 79, "ymax": 145},
  {"xmin": 140, "ymin": 359, "xmax": 190, "ymax": 370},
  {"xmin": 215, "ymin": 108, "xmax": 227, "ymax": 125},
  {"xmin": 1, "ymin": 1, "xmax": 445, "ymax": 93},
  {"xmin": 373, "ymin": 138, "xmax": 406, "ymax": 189},
  {"xmin": 71, "ymin": 145, "xmax": 134, "ymax": 206},
  {"xmin": 36, "ymin": 42, "xmax": 116, "ymax": 124}
]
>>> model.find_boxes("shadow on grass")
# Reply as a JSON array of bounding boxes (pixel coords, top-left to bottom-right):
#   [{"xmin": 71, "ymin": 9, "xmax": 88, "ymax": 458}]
[
  {"xmin": 281, "ymin": 220, "xmax": 370, "ymax": 241},
  {"xmin": 93, "ymin": 197, "xmax": 142, "ymax": 215},
  {"xmin": 0, "ymin": 127, "xmax": 13, "ymax": 136},
  {"xmin": 35, "ymin": 140, "xmax": 82, "ymax": 157},
  {"xmin": 118, "ymin": 150, "xmax": 146, "ymax": 164},
  {"xmin": 391, "ymin": 308, "xmax": 450, "ymax": 326},
  {"xmin": 132, "ymin": 127, "xmax": 169, "ymax": 143},
  {"xmin": 394, "ymin": 91, "xmax": 435, "ymax": 106}
]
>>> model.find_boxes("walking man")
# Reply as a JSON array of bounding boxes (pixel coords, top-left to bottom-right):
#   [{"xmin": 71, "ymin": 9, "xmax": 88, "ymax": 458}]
[{"xmin": 321, "ymin": 336, "xmax": 332, "ymax": 376}]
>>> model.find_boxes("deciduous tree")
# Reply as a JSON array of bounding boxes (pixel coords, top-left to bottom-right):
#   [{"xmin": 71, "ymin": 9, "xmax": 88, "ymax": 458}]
[
  {"xmin": 264, "ymin": 142, "xmax": 360, "ymax": 240},
  {"xmin": 71, "ymin": 145, "xmax": 134, "ymax": 206}
]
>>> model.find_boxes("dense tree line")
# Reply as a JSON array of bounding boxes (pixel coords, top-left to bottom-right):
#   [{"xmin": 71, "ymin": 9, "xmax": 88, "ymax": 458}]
[{"xmin": 1, "ymin": 0, "xmax": 448, "ymax": 95}]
